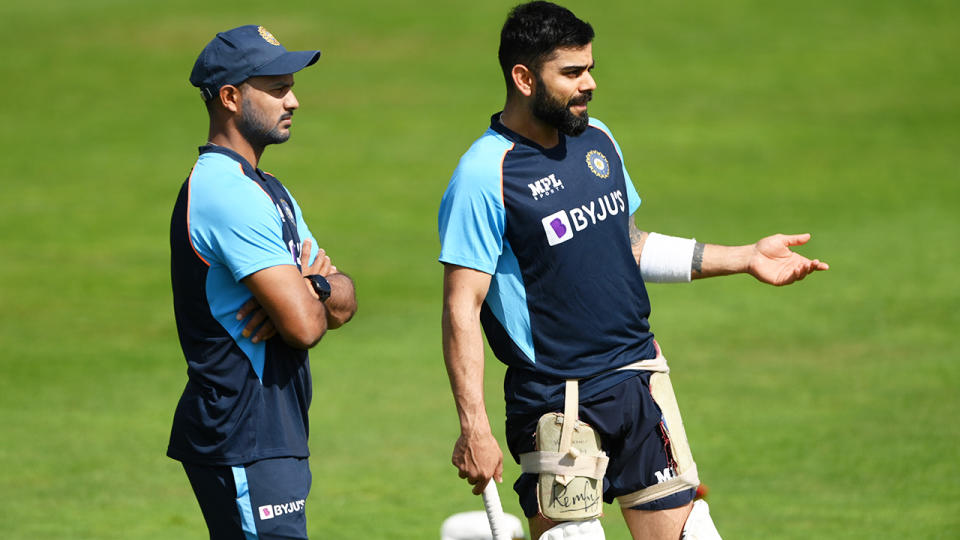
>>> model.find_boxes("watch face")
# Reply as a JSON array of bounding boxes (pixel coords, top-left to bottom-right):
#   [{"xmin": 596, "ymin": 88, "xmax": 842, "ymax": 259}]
[{"xmin": 310, "ymin": 275, "xmax": 330, "ymax": 300}]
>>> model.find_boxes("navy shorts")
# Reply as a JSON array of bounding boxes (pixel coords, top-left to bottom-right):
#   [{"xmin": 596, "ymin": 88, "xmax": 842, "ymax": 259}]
[
  {"xmin": 506, "ymin": 371, "xmax": 696, "ymax": 518},
  {"xmin": 182, "ymin": 457, "xmax": 311, "ymax": 540}
]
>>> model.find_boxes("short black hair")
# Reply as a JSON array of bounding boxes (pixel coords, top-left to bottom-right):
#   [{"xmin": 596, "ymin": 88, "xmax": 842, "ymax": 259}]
[{"xmin": 498, "ymin": 1, "xmax": 594, "ymax": 90}]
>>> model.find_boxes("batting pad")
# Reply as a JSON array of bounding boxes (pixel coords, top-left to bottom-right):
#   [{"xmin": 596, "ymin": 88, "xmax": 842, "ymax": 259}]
[
  {"xmin": 539, "ymin": 518, "xmax": 606, "ymax": 540},
  {"xmin": 520, "ymin": 381, "xmax": 608, "ymax": 522},
  {"xmin": 617, "ymin": 369, "xmax": 700, "ymax": 508},
  {"xmin": 681, "ymin": 500, "xmax": 722, "ymax": 540}
]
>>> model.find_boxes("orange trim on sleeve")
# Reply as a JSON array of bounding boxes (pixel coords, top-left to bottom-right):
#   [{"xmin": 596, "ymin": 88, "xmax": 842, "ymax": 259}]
[
  {"xmin": 590, "ymin": 124, "xmax": 622, "ymax": 160},
  {"xmin": 185, "ymin": 166, "xmax": 211, "ymax": 267}
]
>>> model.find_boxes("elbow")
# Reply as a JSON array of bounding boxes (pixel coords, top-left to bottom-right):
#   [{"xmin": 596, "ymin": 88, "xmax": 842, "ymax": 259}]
[
  {"xmin": 326, "ymin": 315, "xmax": 347, "ymax": 331},
  {"xmin": 326, "ymin": 302, "xmax": 357, "ymax": 330},
  {"xmin": 279, "ymin": 319, "xmax": 327, "ymax": 350}
]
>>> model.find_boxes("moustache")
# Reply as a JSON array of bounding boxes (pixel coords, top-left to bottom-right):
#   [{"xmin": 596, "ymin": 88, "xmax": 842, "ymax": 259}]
[{"xmin": 568, "ymin": 91, "xmax": 593, "ymax": 107}]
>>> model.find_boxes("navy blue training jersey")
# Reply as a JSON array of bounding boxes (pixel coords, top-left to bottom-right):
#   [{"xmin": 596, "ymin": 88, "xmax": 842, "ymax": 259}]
[
  {"xmin": 438, "ymin": 114, "xmax": 657, "ymax": 415},
  {"xmin": 168, "ymin": 144, "xmax": 320, "ymax": 465}
]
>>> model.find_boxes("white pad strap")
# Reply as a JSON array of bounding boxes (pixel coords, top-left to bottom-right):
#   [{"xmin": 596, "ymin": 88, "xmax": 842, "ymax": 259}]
[
  {"xmin": 519, "ymin": 451, "xmax": 609, "ymax": 480},
  {"xmin": 558, "ymin": 380, "xmax": 579, "ymax": 456},
  {"xmin": 617, "ymin": 464, "xmax": 700, "ymax": 508},
  {"xmin": 616, "ymin": 356, "xmax": 669, "ymax": 374},
  {"xmin": 639, "ymin": 232, "xmax": 696, "ymax": 283}
]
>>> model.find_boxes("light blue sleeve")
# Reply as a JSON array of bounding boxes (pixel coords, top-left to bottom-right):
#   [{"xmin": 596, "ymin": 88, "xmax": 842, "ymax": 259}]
[
  {"xmin": 590, "ymin": 117, "xmax": 642, "ymax": 214},
  {"xmin": 189, "ymin": 155, "xmax": 295, "ymax": 282},
  {"xmin": 437, "ymin": 133, "xmax": 512, "ymax": 275}
]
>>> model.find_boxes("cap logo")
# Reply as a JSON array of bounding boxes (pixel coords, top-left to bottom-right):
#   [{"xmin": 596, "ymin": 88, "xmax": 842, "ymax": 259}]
[{"xmin": 258, "ymin": 26, "xmax": 281, "ymax": 46}]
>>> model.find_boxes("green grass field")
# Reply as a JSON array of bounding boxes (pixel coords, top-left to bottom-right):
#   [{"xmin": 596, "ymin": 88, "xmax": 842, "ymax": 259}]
[{"xmin": 1, "ymin": 0, "xmax": 957, "ymax": 538}]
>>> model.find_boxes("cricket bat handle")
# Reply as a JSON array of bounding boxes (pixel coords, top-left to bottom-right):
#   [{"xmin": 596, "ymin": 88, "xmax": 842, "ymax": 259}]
[{"xmin": 482, "ymin": 481, "xmax": 512, "ymax": 540}]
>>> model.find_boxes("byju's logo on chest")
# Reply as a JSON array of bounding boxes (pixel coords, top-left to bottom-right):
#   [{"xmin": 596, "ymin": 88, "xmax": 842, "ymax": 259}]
[
  {"xmin": 540, "ymin": 189, "xmax": 626, "ymax": 247},
  {"xmin": 541, "ymin": 210, "xmax": 574, "ymax": 246},
  {"xmin": 528, "ymin": 173, "xmax": 564, "ymax": 200}
]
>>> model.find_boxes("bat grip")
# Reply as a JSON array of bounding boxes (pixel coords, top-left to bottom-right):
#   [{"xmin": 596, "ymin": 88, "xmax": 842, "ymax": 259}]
[{"xmin": 482, "ymin": 481, "xmax": 511, "ymax": 540}]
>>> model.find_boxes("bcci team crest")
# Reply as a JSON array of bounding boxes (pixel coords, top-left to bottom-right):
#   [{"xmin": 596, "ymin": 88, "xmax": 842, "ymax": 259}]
[
  {"xmin": 258, "ymin": 26, "xmax": 281, "ymax": 46},
  {"xmin": 585, "ymin": 150, "xmax": 610, "ymax": 179}
]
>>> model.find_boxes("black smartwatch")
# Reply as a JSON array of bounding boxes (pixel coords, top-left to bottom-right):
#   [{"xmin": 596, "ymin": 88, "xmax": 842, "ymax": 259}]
[{"xmin": 306, "ymin": 274, "xmax": 331, "ymax": 302}]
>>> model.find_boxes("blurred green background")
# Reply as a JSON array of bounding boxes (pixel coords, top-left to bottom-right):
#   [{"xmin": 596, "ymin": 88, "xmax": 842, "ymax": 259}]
[{"xmin": 1, "ymin": 0, "xmax": 957, "ymax": 538}]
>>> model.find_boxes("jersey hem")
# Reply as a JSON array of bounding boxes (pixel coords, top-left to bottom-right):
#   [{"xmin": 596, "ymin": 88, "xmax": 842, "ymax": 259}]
[
  {"xmin": 167, "ymin": 447, "xmax": 311, "ymax": 467},
  {"xmin": 438, "ymin": 254, "xmax": 496, "ymax": 275}
]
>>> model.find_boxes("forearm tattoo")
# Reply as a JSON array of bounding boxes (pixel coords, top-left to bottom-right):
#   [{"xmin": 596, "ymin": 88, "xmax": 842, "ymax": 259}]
[
  {"xmin": 692, "ymin": 242, "xmax": 705, "ymax": 274},
  {"xmin": 629, "ymin": 218, "xmax": 643, "ymax": 246}
]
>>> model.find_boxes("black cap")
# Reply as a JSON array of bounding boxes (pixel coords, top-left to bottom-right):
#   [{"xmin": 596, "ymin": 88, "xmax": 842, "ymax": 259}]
[{"xmin": 190, "ymin": 25, "xmax": 321, "ymax": 101}]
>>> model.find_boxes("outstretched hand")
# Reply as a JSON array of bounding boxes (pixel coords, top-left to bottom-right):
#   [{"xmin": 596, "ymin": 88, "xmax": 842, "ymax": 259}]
[{"xmin": 749, "ymin": 233, "xmax": 829, "ymax": 286}]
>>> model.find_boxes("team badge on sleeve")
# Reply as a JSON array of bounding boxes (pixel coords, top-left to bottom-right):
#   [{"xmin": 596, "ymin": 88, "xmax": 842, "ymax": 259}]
[{"xmin": 585, "ymin": 150, "xmax": 610, "ymax": 179}]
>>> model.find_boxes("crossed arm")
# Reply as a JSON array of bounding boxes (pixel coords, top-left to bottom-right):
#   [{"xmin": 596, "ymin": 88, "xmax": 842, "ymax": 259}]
[{"xmin": 238, "ymin": 238, "xmax": 357, "ymax": 349}]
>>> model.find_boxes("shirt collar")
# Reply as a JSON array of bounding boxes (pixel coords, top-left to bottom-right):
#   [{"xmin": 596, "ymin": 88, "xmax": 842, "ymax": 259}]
[{"xmin": 198, "ymin": 143, "xmax": 259, "ymax": 178}]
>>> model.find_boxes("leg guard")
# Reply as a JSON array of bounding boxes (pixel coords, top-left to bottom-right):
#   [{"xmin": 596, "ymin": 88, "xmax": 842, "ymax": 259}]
[
  {"xmin": 538, "ymin": 518, "xmax": 605, "ymax": 540},
  {"xmin": 617, "ymin": 369, "xmax": 700, "ymax": 508},
  {"xmin": 681, "ymin": 500, "xmax": 722, "ymax": 540},
  {"xmin": 519, "ymin": 381, "xmax": 608, "ymax": 522}
]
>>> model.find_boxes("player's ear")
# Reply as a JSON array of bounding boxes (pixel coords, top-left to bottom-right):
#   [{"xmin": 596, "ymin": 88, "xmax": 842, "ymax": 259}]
[
  {"xmin": 511, "ymin": 64, "xmax": 536, "ymax": 97},
  {"xmin": 219, "ymin": 84, "xmax": 242, "ymax": 113}
]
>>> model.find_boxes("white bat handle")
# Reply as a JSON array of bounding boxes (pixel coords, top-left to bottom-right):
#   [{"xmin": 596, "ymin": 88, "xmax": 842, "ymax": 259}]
[{"xmin": 482, "ymin": 481, "xmax": 511, "ymax": 540}]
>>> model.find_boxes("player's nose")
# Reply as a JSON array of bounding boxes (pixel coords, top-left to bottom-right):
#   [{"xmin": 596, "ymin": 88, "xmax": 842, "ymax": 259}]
[
  {"xmin": 285, "ymin": 90, "xmax": 300, "ymax": 110},
  {"xmin": 581, "ymin": 71, "xmax": 597, "ymax": 92}
]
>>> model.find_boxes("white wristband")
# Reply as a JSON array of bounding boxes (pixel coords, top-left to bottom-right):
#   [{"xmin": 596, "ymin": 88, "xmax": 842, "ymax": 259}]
[{"xmin": 639, "ymin": 232, "xmax": 697, "ymax": 283}]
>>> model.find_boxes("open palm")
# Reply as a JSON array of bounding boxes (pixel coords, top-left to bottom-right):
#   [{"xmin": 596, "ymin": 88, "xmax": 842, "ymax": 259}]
[{"xmin": 750, "ymin": 233, "xmax": 829, "ymax": 286}]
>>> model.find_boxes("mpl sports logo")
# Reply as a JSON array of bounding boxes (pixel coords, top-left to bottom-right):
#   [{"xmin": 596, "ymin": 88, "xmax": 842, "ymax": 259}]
[
  {"xmin": 528, "ymin": 173, "xmax": 564, "ymax": 200},
  {"xmin": 258, "ymin": 499, "xmax": 306, "ymax": 521},
  {"xmin": 541, "ymin": 189, "xmax": 626, "ymax": 246}
]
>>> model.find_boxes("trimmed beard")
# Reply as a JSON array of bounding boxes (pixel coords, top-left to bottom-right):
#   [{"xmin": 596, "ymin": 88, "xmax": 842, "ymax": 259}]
[
  {"xmin": 531, "ymin": 75, "xmax": 592, "ymax": 136},
  {"xmin": 237, "ymin": 95, "xmax": 291, "ymax": 148}
]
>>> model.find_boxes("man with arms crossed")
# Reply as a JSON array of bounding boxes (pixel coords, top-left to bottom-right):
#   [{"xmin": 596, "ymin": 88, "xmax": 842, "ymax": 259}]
[
  {"xmin": 169, "ymin": 25, "xmax": 357, "ymax": 540},
  {"xmin": 438, "ymin": 3, "xmax": 827, "ymax": 539}
]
